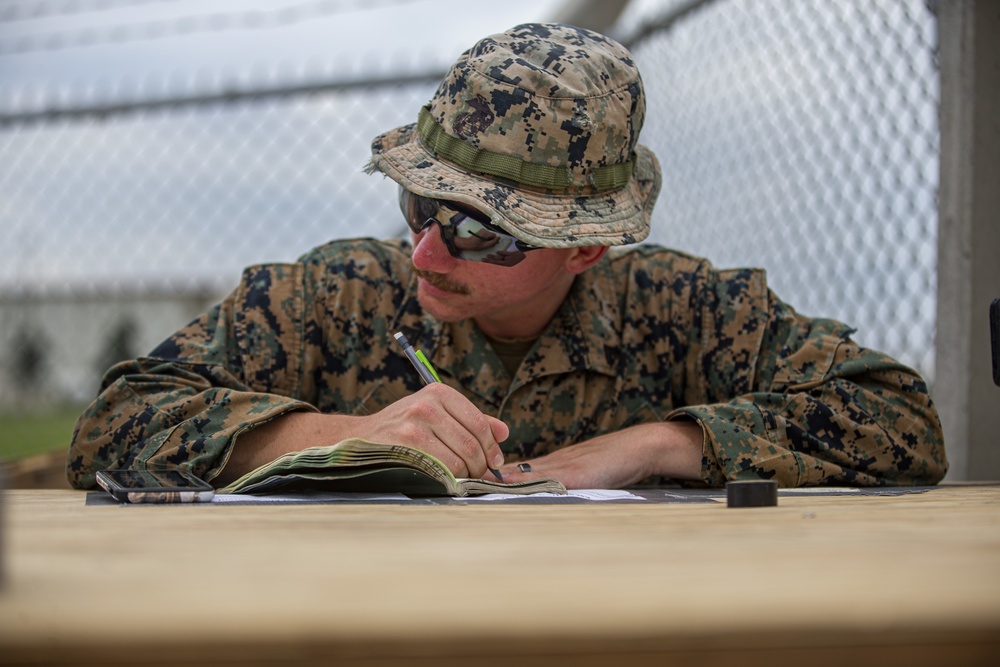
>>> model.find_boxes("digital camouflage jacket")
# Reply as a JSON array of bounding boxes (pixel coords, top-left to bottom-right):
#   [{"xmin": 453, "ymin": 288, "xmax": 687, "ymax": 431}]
[{"xmin": 67, "ymin": 238, "xmax": 947, "ymax": 489}]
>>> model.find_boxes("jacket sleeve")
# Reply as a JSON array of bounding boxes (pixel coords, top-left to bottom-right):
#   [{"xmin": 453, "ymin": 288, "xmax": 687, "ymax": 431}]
[
  {"xmin": 668, "ymin": 266, "xmax": 947, "ymax": 487},
  {"xmin": 66, "ymin": 263, "xmax": 317, "ymax": 489}
]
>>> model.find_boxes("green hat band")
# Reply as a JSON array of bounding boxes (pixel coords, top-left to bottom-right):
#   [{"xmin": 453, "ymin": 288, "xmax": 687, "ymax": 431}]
[{"xmin": 417, "ymin": 105, "xmax": 634, "ymax": 193}]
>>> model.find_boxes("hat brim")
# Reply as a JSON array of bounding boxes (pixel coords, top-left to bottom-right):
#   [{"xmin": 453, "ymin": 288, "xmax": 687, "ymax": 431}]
[{"xmin": 369, "ymin": 123, "xmax": 661, "ymax": 249}]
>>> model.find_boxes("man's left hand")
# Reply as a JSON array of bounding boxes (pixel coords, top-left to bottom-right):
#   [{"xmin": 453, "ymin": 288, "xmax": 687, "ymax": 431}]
[{"xmin": 495, "ymin": 420, "xmax": 704, "ymax": 489}]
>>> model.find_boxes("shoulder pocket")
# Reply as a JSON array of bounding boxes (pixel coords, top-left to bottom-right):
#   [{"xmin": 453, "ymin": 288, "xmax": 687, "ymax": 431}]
[{"xmin": 770, "ymin": 319, "xmax": 853, "ymax": 391}]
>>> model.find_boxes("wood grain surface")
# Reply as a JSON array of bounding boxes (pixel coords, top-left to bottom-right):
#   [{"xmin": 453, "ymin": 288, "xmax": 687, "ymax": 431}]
[{"xmin": 1, "ymin": 486, "xmax": 998, "ymax": 666}]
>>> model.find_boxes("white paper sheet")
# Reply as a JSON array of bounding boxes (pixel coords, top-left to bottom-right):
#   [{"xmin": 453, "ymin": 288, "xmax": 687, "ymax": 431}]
[
  {"xmin": 453, "ymin": 489, "xmax": 645, "ymax": 502},
  {"xmin": 209, "ymin": 489, "xmax": 644, "ymax": 504}
]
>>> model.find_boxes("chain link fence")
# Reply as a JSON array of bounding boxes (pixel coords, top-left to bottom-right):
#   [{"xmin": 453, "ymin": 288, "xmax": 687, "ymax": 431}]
[
  {"xmin": 0, "ymin": 0, "xmax": 939, "ymax": 412},
  {"xmin": 629, "ymin": 0, "xmax": 939, "ymax": 381}
]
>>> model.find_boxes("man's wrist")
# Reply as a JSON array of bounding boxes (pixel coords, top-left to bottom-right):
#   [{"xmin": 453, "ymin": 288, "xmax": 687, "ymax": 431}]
[
  {"xmin": 217, "ymin": 411, "xmax": 354, "ymax": 485},
  {"xmin": 642, "ymin": 418, "xmax": 704, "ymax": 481}
]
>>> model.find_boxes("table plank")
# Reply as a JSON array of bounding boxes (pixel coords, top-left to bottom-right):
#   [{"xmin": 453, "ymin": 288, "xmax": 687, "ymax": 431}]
[{"xmin": 1, "ymin": 487, "xmax": 998, "ymax": 665}]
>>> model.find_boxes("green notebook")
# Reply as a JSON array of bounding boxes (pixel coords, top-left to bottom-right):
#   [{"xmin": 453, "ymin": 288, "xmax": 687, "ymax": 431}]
[{"xmin": 218, "ymin": 438, "xmax": 566, "ymax": 497}]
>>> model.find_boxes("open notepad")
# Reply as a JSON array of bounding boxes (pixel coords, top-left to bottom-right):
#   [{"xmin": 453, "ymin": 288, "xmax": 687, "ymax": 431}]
[{"xmin": 217, "ymin": 438, "xmax": 567, "ymax": 497}]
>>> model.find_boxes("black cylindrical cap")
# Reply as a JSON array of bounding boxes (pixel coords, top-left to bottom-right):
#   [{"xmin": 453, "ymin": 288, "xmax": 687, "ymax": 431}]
[{"xmin": 726, "ymin": 480, "xmax": 778, "ymax": 507}]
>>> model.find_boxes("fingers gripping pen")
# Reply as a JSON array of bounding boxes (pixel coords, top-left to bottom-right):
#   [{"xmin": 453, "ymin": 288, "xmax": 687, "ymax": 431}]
[{"xmin": 393, "ymin": 331, "xmax": 504, "ymax": 482}]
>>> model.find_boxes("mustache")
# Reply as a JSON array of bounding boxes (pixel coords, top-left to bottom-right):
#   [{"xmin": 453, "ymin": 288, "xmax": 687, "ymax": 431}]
[{"xmin": 412, "ymin": 266, "xmax": 471, "ymax": 295}]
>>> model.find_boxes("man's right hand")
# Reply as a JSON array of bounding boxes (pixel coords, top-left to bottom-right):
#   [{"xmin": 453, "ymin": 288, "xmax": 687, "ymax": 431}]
[{"xmin": 354, "ymin": 382, "xmax": 507, "ymax": 478}]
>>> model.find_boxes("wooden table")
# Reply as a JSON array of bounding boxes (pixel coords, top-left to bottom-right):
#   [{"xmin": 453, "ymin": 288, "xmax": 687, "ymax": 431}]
[{"xmin": 1, "ymin": 486, "xmax": 998, "ymax": 666}]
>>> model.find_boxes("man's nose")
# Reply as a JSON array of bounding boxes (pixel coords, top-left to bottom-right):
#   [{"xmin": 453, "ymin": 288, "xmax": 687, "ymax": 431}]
[{"xmin": 411, "ymin": 222, "xmax": 457, "ymax": 272}]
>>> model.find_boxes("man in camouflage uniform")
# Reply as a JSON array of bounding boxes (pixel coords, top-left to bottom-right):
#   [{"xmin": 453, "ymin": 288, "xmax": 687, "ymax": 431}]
[{"xmin": 67, "ymin": 23, "xmax": 947, "ymax": 490}]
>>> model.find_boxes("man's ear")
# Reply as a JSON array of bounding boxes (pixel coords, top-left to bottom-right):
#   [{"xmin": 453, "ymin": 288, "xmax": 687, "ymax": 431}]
[{"xmin": 564, "ymin": 246, "xmax": 609, "ymax": 275}]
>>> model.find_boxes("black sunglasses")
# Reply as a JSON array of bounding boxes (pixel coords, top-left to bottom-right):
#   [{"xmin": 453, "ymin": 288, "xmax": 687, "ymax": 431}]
[{"xmin": 399, "ymin": 188, "xmax": 540, "ymax": 266}]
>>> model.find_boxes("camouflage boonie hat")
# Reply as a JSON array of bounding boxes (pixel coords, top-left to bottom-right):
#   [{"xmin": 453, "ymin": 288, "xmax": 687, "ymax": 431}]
[{"xmin": 367, "ymin": 22, "xmax": 662, "ymax": 248}]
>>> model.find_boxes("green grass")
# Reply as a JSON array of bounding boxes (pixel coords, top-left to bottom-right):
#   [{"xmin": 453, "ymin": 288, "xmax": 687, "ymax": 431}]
[{"xmin": 0, "ymin": 405, "xmax": 84, "ymax": 461}]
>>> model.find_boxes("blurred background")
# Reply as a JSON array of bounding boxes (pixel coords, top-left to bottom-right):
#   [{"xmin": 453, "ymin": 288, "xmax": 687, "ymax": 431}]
[{"xmin": 0, "ymin": 0, "xmax": 943, "ymax": 484}]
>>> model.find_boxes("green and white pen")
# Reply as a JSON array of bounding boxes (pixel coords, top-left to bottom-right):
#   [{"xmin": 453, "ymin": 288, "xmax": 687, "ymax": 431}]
[{"xmin": 393, "ymin": 331, "xmax": 504, "ymax": 482}]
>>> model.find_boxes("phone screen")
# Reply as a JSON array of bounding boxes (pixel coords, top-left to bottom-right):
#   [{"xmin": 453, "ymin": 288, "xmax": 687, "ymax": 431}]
[
  {"xmin": 96, "ymin": 469, "xmax": 214, "ymax": 503},
  {"xmin": 101, "ymin": 469, "xmax": 209, "ymax": 490}
]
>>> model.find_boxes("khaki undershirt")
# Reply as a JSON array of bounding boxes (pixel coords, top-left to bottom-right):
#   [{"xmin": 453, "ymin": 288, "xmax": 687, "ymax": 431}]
[{"xmin": 484, "ymin": 334, "xmax": 539, "ymax": 380}]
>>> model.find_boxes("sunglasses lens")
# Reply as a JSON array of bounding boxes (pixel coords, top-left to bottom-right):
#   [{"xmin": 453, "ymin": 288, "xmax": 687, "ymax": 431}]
[
  {"xmin": 399, "ymin": 188, "xmax": 437, "ymax": 234},
  {"xmin": 399, "ymin": 189, "xmax": 532, "ymax": 266},
  {"xmin": 449, "ymin": 221, "xmax": 511, "ymax": 259}
]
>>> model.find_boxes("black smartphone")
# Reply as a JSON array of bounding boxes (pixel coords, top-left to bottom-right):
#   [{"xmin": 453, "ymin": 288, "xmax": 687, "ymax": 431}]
[
  {"xmin": 992, "ymin": 299, "xmax": 1000, "ymax": 387},
  {"xmin": 95, "ymin": 469, "xmax": 215, "ymax": 504}
]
